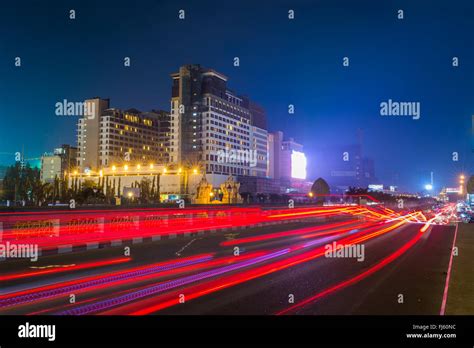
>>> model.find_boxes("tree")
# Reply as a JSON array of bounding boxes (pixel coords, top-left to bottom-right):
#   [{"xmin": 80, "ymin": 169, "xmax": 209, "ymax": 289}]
[
  {"xmin": 467, "ymin": 175, "xmax": 474, "ymax": 194},
  {"xmin": 30, "ymin": 179, "xmax": 53, "ymax": 206},
  {"xmin": 310, "ymin": 178, "xmax": 330, "ymax": 204},
  {"xmin": 76, "ymin": 179, "xmax": 104, "ymax": 204},
  {"xmin": 346, "ymin": 186, "xmax": 368, "ymax": 195},
  {"xmin": 1, "ymin": 162, "xmax": 40, "ymax": 203},
  {"xmin": 140, "ymin": 178, "xmax": 152, "ymax": 203}
]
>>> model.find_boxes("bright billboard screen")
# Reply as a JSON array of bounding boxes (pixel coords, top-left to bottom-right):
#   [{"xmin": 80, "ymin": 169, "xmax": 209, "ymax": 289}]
[{"xmin": 291, "ymin": 150, "xmax": 307, "ymax": 179}]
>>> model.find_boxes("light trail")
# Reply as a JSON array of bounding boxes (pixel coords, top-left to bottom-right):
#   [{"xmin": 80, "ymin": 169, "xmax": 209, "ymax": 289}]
[
  {"xmin": 0, "ymin": 257, "xmax": 131, "ymax": 282},
  {"xmin": 276, "ymin": 231, "xmax": 423, "ymax": 315},
  {"xmin": 120, "ymin": 219, "xmax": 410, "ymax": 314}
]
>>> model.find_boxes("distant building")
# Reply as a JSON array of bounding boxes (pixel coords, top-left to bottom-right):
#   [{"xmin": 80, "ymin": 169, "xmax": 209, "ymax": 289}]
[
  {"xmin": 237, "ymin": 175, "xmax": 282, "ymax": 195},
  {"xmin": 280, "ymin": 138, "xmax": 306, "ymax": 180},
  {"xmin": 268, "ymin": 131, "xmax": 283, "ymax": 179},
  {"xmin": 268, "ymin": 132, "xmax": 307, "ymax": 182},
  {"xmin": 40, "ymin": 154, "xmax": 62, "ymax": 183},
  {"xmin": 40, "ymin": 145, "xmax": 78, "ymax": 183},
  {"xmin": 54, "ymin": 144, "xmax": 78, "ymax": 172},
  {"xmin": 315, "ymin": 144, "xmax": 376, "ymax": 193}
]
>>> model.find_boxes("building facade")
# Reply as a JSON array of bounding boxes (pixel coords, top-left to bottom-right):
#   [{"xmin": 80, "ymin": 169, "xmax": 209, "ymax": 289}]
[
  {"xmin": 40, "ymin": 144, "xmax": 78, "ymax": 183},
  {"xmin": 169, "ymin": 64, "xmax": 268, "ymax": 178},
  {"xmin": 77, "ymin": 98, "xmax": 171, "ymax": 171}
]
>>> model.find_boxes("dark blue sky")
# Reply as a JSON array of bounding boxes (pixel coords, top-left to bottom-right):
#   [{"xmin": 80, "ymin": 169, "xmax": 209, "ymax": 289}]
[{"xmin": 0, "ymin": 0, "xmax": 473, "ymax": 191}]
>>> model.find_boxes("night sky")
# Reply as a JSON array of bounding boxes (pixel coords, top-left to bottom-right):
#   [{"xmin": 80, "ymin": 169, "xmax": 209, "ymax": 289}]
[{"xmin": 0, "ymin": 0, "xmax": 473, "ymax": 191}]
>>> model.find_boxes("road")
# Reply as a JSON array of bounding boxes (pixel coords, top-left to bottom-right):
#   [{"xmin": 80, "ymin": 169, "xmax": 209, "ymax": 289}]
[{"xmin": 0, "ymin": 204, "xmax": 457, "ymax": 315}]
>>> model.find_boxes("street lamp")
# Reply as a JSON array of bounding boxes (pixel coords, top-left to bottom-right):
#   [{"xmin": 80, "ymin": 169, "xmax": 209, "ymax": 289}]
[
  {"xmin": 459, "ymin": 174, "xmax": 465, "ymax": 195},
  {"xmin": 424, "ymin": 184, "xmax": 433, "ymax": 191}
]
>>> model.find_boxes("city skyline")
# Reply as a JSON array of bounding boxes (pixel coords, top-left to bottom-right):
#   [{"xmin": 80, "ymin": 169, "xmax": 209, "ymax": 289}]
[
  {"xmin": 1, "ymin": 0, "xmax": 473, "ymax": 192},
  {"xmin": 1, "ymin": 2, "xmax": 473, "ymax": 344}
]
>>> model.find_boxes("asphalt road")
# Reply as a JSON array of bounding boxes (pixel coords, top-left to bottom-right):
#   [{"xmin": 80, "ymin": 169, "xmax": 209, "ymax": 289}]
[{"xmin": 0, "ymin": 214, "xmax": 456, "ymax": 315}]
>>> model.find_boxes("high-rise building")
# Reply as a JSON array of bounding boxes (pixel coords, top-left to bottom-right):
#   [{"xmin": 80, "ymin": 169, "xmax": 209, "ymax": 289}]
[
  {"xmin": 77, "ymin": 97, "xmax": 110, "ymax": 171},
  {"xmin": 170, "ymin": 64, "xmax": 268, "ymax": 177},
  {"xmin": 77, "ymin": 98, "xmax": 170, "ymax": 171}
]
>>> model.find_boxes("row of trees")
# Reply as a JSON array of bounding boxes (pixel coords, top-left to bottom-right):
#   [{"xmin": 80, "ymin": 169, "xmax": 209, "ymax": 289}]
[
  {"xmin": 1, "ymin": 163, "xmax": 54, "ymax": 206},
  {"xmin": 0, "ymin": 163, "xmax": 162, "ymax": 206}
]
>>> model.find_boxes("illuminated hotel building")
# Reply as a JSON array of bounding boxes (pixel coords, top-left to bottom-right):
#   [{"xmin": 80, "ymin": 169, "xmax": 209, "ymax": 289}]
[
  {"xmin": 77, "ymin": 97, "xmax": 170, "ymax": 171},
  {"xmin": 170, "ymin": 64, "xmax": 268, "ymax": 178}
]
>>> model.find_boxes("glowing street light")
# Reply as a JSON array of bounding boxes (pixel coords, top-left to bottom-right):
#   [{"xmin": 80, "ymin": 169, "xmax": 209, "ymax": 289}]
[
  {"xmin": 424, "ymin": 184, "xmax": 433, "ymax": 191},
  {"xmin": 459, "ymin": 174, "xmax": 465, "ymax": 195},
  {"xmin": 308, "ymin": 192, "xmax": 314, "ymax": 198}
]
